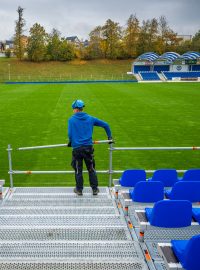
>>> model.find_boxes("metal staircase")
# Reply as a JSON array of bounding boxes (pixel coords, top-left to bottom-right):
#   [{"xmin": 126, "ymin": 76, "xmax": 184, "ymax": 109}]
[{"xmin": 0, "ymin": 187, "xmax": 148, "ymax": 270}]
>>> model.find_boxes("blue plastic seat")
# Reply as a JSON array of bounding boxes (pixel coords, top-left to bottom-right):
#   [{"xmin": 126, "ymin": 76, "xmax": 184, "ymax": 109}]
[
  {"xmin": 148, "ymin": 169, "xmax": 178, "ymax": 187},
  {"xmin": 129, "ymin": 181, "xmax": 164, "ymax": 202},
  {"xmin": 119, "ymin": 169, "xmax": 146, "ymax": 187},
  {"xmin": 171, "ymin": 234, "xmax": 200, "ymax": 270},
  {"xmin": 165, "ymin": 181, "xmax": 200, "ymax": 202},
  {"xmin": 145, "ymin": 200, "xmax": 192, "ymax": 227},
  {"xmin": 179, "ymin": 169, "xmax": 200, "ymax": 181},
  {"xmin": 192, "ymin": 208, "xmax": 200, "ymax": 223}
]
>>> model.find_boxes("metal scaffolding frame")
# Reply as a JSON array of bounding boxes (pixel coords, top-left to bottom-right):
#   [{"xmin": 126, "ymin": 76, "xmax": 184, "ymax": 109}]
[{"xmin": 7, "ymin": 142, "xmax": 200, "ymax": 188}]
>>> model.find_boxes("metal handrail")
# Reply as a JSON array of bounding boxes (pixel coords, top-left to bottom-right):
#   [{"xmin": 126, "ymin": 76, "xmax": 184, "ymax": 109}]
[
  {"xmin": 18, "ymin": 140, "xmax": 113, "ymax": 151},
  {"xmin": 112, "ymin": 146, "xmax": 200, "ymax": 151},
  {"xmin": 7, "ymin": 143, "xmax": 200, "ymax": 188}
]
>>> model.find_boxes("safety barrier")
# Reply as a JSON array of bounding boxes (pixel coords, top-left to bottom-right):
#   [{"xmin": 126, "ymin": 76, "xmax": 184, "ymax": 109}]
[{"xmin": 7, "ymin": 143, "xmax": 200, "ymax": 188}]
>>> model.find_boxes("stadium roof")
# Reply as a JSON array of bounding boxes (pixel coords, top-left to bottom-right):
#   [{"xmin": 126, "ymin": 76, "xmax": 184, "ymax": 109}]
[
  {"xmin": 159, "ymin": 52, "xmax": 180, "ymax": 62},
  {"xmin": 181, "ymin": 51, "xmax": 200, "ymax": 59},
  {"xmin": 136, "ymin": 51, "xmax": 200, "ymax": 64},
  {"xmin": 137, "ymin": 52, "xmax": 159, "ymax": 62}
]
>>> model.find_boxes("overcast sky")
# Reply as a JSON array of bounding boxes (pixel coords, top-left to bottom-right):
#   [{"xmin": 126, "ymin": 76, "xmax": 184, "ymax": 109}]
[{"xmin": 0, "ymin": 0, "xmax": 199, "ymax": 40}]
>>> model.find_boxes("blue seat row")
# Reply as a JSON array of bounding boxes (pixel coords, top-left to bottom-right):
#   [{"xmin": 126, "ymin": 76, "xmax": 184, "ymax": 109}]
[
  {"xmin": 129, "ymin": 180, "xmax": 200, "ymax": 203},
  {"xmin": 139, "ymin": 71, "xmax": 160, "ymax": 80},
  {"xmin": 163, "ymin": 71, "xmax": 200, "ymax": 80},
  {"xmin": 119, "ymin": 168, "xmax": 200, "ymax": 187},
  {"xmin": 145, "ymin": 200, "xmax": 192, "ymax": 228},
  {"xmin": 171, "ymin": 234, "xmax": 200, "ymax": 270},
  {"xmin": 165, "ymin": 181, "xmax": 200, "ymax": 202}
]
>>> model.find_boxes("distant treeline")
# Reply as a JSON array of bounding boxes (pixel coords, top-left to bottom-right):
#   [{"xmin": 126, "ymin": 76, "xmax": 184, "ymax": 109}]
[{"xmin": 13, "ymin": 7, "xmax": 200, "ymax": 62}]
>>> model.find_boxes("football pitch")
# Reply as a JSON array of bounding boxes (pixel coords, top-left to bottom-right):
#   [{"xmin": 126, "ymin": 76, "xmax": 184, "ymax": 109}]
[{"xmin": 0, "ymin": 82, "xmax": 200, "ymax": 187}]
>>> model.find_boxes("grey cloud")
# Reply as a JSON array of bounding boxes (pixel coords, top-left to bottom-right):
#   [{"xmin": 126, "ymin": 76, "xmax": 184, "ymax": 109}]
[{"xmin": 0, "ymin": 0, "xmax": 199, "ymax": 40}]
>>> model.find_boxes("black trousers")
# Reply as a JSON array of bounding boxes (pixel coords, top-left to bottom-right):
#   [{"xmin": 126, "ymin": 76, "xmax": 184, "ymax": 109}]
[{"xmin": 71, "ymin": 146, "xmax": 98, "ymax": 191}]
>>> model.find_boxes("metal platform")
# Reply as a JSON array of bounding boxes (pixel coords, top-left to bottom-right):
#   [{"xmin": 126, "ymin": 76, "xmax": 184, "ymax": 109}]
[
  {"xmin": 0, "ymin": 186, "xmax": 149, "ymax": 269},
  {"xmin": 11, "ymin": 187, "xmax": 110, "ymax": 194},
  {"xmin": 0, "ymin": 227, "xmax": 132, "ymax": 241},
  {"xmin": 0, "ymin": 215, "xmax": 127, "ymax": 227},
  {"xmin": 0, "ymin": 261, "xmax": 149, "ymax": 270},
  {"xmin": 0, "ymin": 241, "xmax": 143, "ymax": 259},
  {"xmin": 0, "ymin": 206, "xmax": 119, "ymax": 215},
  {"xmin": 2, "ymin": 197, "xmax": 114, "ymax": 207}
]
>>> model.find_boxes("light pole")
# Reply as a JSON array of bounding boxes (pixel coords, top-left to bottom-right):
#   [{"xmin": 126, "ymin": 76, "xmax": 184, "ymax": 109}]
[{"xmin": 8, "ymin": 63, "xmax": 10, "ymax": 81}]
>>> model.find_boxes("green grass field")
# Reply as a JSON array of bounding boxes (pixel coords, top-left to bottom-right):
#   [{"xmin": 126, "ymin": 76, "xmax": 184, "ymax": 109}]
[{"xmin": 0, "ymin": 82, "xmax": 200, "ymax": 187}]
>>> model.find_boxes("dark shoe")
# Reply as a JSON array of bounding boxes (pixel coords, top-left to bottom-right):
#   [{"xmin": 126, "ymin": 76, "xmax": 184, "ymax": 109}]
[
  {"xmin": 74, "ymin": 188, "xmax": 83, "ymax": 196},
  {"xmin": 93, "ymin": 188, "xmax": 99, "ymax": 196}
]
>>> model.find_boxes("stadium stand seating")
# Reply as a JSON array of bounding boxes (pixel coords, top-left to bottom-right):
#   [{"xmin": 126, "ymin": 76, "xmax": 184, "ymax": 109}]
[
  {"xmin": 158, "ymin": 234, "xmax": 200, "ymax": 270},
  {"xmin": 192, "ymin": 208, "xmax": 200, "ymax": 223},
  {"xmin": 129, "ymin": 181, "xmax": 164, "ymax": 202},
  {"xmin": 179, "ymin": 168, "xmax": 200, "ymax": 181},
  {"xmin": 153, "ymin": 65, "xmax": 169, "ymax": 73},
  {"xmin": 192, "ymin": 65, "xmax": 200, "ymax": 71},
  {"xmin": 119, "ymin": 169, "xmax": 146, "ymax": 187},
  {"xmin": 145, "ymin": 200, "xmax": 192, "ymax": 228},
  {"xmin": 133, "ymin": 65, "xmax": 150, "ymax": 74},
  {"xmin": 172, "ymin": 235, "xmax": 200, "ymax": 270},
  {"xmin": 163, "ymin": 71, "xmax": 200, "ymax": 80},
  {"xmin": 139, "ymin": 71, "xmax": 160, "ymax": 80},
  {"xmin": 148, "ymin": 169, "xmax": 178, "ymax": 187},
  {"xmin": 165, "ymin": 181, "xmax": 200, "ymax": 202}
]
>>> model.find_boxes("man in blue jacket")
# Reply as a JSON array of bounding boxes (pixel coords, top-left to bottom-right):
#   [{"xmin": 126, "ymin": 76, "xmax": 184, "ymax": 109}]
[{"xmin": 68, "ymin": 99, "xmax": 112, "ymax": 196}]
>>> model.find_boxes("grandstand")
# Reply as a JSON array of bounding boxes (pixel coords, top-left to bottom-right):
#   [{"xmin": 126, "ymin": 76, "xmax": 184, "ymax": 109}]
[
  {"xmin": 132, "ymin": 51, "xmax": 200, "ymax": 82},
  {"xmin": 1, "ymin": 143, "xmax": 200, "ymax": 269}
]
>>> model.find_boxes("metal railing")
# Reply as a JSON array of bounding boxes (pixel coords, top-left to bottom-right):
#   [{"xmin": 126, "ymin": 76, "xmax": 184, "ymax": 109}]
[{"xmin": 7, "ymin": 143, "xmax": 200, "ymax": 188}]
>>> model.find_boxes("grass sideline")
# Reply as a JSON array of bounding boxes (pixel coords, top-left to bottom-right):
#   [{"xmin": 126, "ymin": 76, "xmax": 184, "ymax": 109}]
[
  {"xmin": 0, "ymin": 82, "xmax": 200, "ymax": 187},
  {"xmin": 0, "ymin": 58, "xmax": 134, "ymax": 82}
]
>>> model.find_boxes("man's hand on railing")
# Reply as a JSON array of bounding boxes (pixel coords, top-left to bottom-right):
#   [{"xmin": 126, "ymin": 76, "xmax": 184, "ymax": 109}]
[
  {"xmin": 108, "ymin": 137, "xmax": 114, "ymax": 144},
  {"xmin": 67, "ymin": 141, "xmax": 72, "ymax": 147}
]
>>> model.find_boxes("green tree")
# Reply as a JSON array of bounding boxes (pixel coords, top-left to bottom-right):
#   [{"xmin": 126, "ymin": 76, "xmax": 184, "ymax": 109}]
[
  {"xmin": 136, "ymin": 20, "xmax": 150, "ymax": 55},
  {"xmin": 147, "ymin": 18, "xmax": 158, "ymax": 51},
  {"xmin": 102, "ymin": 19, "xmax": 122, "ymax": 59},
  {"xmin": 14, "ymin": 6, "xmax": 26, "ymax": 60},
  {"xmin": 47, "ymin": 29, "xmax": 62, "ymax": 60},
  {"xmin": 87, "ymin": 26, "xmax": 104, "ymax": 59},
  {"xmin": 191, "ymin": 30, "xmax": 200, "ymax": 51},
  {"xmin": 27, "ymin": 23, "xmax": 48, "ymax": 62},
  {"xmin": 123, "ymin": 14, "xmax": 140, "ymax": 58},
  {"xmin": 58, "ymin": 39, "xmax": 75, "ymax": 61},
  {"xmin": 5, "ymin": 49, "xmax": 11, "ymax": 58}
]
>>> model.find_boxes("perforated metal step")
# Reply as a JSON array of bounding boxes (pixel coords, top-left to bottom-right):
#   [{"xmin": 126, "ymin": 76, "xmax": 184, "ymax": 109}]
[
  {"xmin": 0, "ymin": 227, "xmax": 132, "ymax": 241},
  {"xmin": 0, "ymin": 186, "xmax": 148, "ymax": 269},
  {"xmin": 0, "ymin": 215, "xmax": 126, "ymax": 227},
  {"xmin": 3, "ymin": 198, "xmax": 114, "ymax": 207},
  {"xmin": 12, "ymin": 187, "xmax": 109, "ymax": 194},
  {"xmin": 9, "ymin": 193, "xmax": 109, "ymax": 199},
  {"xmin": 0, "ymin": 241, "xmax": 142, "ymax": 260},
  {"xmin": 0, "ymin": 261, "xmax": 149, "ymax": 270},
  {"xmin": 0, "ymin": 206, "xmax": 118, "ymax": 216}
]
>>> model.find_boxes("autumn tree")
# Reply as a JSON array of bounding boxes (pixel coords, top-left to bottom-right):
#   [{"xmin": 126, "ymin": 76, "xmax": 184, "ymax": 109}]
[
  {"xmin": 47, "ymin": 29, "xmax": 62, "ymax": 60},
  {"xmin": 191, "ymin": 30, "xmax": 200, "ymax": 51},
  {"xmin": 123, "ymin": 14, "xmax": 140, "ymax": 58},
  {"xmin": 88, "ymin": 26, "xmax": 104, "ymax": 59},
  {"xmin": 102, "ymin": 19, "xmax": 122, "ymax": 59},
  {"xmin": 58, "ymin": 39, "xmax": 75, "ymax": 61},
  {"xmin": 136, "ymin": 20, "xmax": 150, "ymax": 55},
  {"xmin": 27, "ymin": 23, "xmax": 48, "ymax": 62},
  {"xmin": 14, "ymin": 6, "xmax": 26, "ymax": 60}
]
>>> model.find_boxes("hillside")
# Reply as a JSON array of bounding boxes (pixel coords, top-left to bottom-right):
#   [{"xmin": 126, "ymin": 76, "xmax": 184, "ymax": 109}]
[{"xmin": 0, "ymin": 58, "xmax": 134, "ymax": 82}]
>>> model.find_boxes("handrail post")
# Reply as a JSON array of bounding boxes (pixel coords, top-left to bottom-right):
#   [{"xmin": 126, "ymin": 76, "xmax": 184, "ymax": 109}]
[
  {"xmin": 7, "ymin": 144, "xmax": 14, "ymax": 188},
  {"xmin": 108, "ymin": 143, "xmax": 113, "ymax": 187}
]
